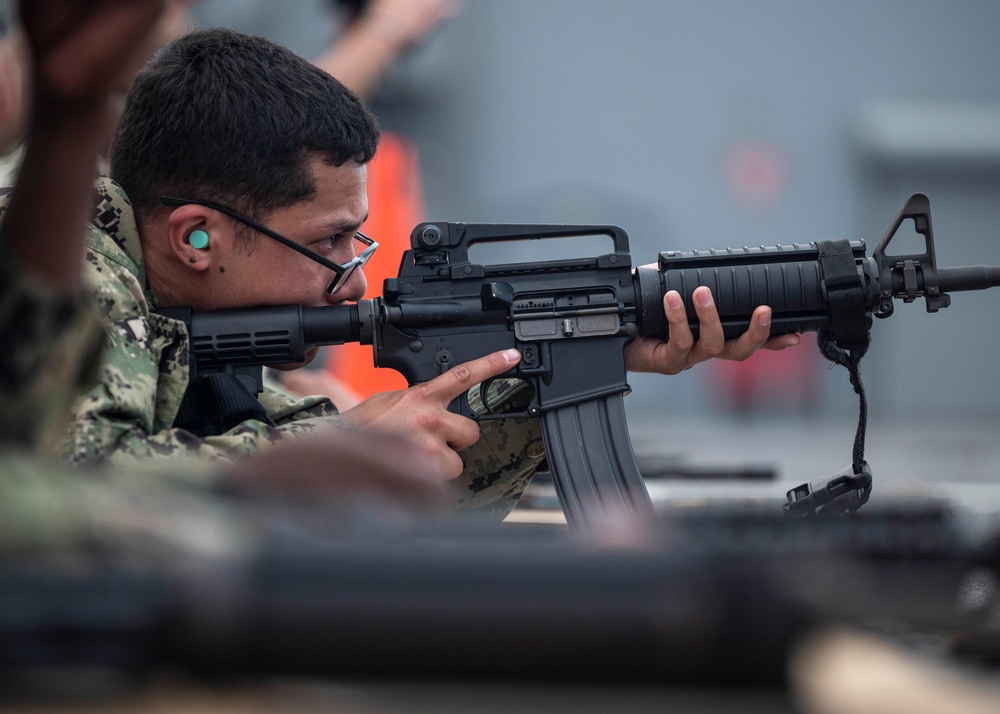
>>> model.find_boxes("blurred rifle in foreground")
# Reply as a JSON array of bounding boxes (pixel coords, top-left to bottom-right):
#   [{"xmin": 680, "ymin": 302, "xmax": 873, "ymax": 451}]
[
  {"xmin": 0, "ymin": 486, "xmax": 989, "ymax": 691},
  {"xmin": 165, "ymin": 193, "xmax": 1000, "ymax": 526}
]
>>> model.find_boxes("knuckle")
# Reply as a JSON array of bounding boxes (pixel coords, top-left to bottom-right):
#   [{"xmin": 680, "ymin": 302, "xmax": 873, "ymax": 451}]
[
  {"xmin": 671, "ymin": 334, "xmax": 695, "ymax": 352},
  {"xmin": 449, "ymin": 362, "xmax": 475, "ymax": 384},
  {"xmin": 413, "ymin": 409, "xmax": 443, "ymax": 434},
  {"xmin": 449, "ymin": 421, "xmax": 480, "ymax": 453},
  {"xmin": 703, "ymin": 340, "xmax": 725, "ymax": 358},
  {"xmin": 728, "ymin": 342, "xmax": 753, "ymax": 361},
  {"xmin": 404, "ymin": 383, "xmax": 430, "ymax": 401}
]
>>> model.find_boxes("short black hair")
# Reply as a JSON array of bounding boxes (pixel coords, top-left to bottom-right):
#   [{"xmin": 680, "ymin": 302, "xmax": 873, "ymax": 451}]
[{"xmin": 110, "ymin": 28, "xmax": 379, "ymax": 226}]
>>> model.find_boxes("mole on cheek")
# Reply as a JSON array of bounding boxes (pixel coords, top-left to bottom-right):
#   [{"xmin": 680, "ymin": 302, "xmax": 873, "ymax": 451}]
[{"xmin": 219, "ymin": 266, "xmax": 226, "ymax": 273}]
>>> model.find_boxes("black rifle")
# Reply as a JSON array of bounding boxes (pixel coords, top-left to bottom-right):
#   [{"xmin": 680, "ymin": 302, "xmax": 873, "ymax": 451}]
[
  {"xmin": 0, "ymin": 499, "xmax": 981, "ymax": 689},
  {"xmin": 163, "ymin": 194, "xmax": 1000, "ymax": 527}
]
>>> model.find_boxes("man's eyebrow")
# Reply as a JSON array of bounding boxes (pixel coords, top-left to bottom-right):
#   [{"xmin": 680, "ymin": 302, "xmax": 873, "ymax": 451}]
[{"xmin": 321, "ymin": 214, "xmax": 369, "ymax": 235}]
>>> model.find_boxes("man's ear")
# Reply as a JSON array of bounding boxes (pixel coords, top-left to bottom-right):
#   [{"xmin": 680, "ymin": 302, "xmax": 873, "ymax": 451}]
[{"xmin": 164, "ymin": 203, "xmax": 232, "ymax": 272}]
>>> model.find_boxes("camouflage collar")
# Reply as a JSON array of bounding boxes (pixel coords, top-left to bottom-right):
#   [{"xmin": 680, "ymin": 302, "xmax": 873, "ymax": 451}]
[{"xmin": 90, "ymin": 176, "xmax": 159, "ymax": 309}]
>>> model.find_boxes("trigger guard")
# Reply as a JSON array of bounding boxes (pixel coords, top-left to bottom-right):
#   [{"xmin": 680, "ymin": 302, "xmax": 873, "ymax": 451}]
[
  {"xmin": 479, "ymin": 378, "xmax": 499, "ymax": 415},
  {"xmin": 449, "ymin": 391, "xmax": 481, "ymax": 420},
  {"xmin": 456, "ymin": 377, "xmax": 534, "ymax": 421}
]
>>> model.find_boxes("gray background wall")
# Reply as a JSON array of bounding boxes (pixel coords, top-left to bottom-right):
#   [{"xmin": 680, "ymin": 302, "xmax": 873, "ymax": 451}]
[{"xmin": 194, "ymin": 0, "xmax": 1000, "ymax": 423}]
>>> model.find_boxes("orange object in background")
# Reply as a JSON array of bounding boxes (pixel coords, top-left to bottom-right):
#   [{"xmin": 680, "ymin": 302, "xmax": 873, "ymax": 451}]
[{"xmin": 324, "ymin": 132, "xmax": 422, "ymax": 397}]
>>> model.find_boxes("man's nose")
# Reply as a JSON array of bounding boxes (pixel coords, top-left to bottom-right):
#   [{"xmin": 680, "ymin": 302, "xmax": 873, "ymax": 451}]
[{"xmin": 327, "ymin": 267, "xmax": 367, "ymax": 304}]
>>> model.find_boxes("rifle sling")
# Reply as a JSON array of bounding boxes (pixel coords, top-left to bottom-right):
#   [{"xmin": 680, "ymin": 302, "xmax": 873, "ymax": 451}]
[
  {"xmin": 816, "ymin": 239, "xmax": 869, "ymax": 353},
  {"xmin": 784, "ymin": 239, "xmax": 874, "ymax": 515},
  {"xmin": 174, "ymin": 372, "xmax": 276, "ymax": 437}
]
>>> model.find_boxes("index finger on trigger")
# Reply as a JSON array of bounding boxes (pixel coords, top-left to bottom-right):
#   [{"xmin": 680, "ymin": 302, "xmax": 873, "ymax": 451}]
[{"xmin": 421, "ymin": 348, "xmax": 521, "ymax": 402}]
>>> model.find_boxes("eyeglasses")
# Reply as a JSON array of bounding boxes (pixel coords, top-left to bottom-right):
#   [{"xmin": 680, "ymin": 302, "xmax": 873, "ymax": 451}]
[{"xmin": 160, "ymin": 195, "xmax": 378, "ymax": 295}]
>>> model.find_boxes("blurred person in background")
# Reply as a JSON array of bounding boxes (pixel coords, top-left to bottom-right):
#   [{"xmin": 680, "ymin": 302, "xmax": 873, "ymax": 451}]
[
  {"xmin": 315, "ymin": 0, "xmax": 460, "ymax": 101},
  {"xmin": 189, "ymin": 0, "xmax": 458, "ymax": 100},
  {"xmin": 0, "ymin": 0, "xmax": 195, "ymax": 185}
]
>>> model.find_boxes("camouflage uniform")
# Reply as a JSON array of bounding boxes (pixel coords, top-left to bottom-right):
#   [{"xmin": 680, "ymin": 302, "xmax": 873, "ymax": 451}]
[
  {"xmin": 62, "ymin": 177, "xmax": 544, "ymax": 520},
  {"xmin": 0, "ymin": 213, "xmax": 104, "ymax": 455}
]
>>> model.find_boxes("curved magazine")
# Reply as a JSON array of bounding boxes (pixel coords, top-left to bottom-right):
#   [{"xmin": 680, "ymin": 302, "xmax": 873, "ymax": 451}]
[{"xmin": 540, "ymin": 393, "xmax": 655, "ymax": 528}]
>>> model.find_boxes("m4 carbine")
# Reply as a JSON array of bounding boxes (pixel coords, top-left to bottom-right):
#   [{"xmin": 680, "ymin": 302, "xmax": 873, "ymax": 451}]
[{"xmin": 166, "ymin": 194, "xmax": 999, "ymax": 527}]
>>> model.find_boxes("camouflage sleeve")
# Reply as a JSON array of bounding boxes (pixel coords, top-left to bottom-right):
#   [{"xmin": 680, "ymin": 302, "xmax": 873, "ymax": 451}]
[
  {"xmin": 0, "ymin": 235, "xmax": 104, "ymax": 455},
  {"xmin": 62, "ymin": 247, "xmax": 349, "ymax": 470},
  {"xmin": 0, "ymin": 453, "xmax": 239, "ymax": 560},
  {"xmin": 259, "ymin": 369, "xmax": 347, "ymax": 425},
  {"xmin": 447, "ymin": 378, "xmax": 545, "ymax": 522}
]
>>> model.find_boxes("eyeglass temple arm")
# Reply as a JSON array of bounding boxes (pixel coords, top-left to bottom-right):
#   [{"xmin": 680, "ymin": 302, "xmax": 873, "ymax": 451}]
[{"xmin": 160, "ymin": 195, "xmax": 346, "ymax": 274}]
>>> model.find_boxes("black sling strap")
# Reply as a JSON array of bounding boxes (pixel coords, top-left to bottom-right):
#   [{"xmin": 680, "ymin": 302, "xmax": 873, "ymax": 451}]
[
  {"xmin": 786, "ymin": 239, "xmax": 873, "ymax": 516},
  {"xmin": 174, "ymin": 372, "xmax": 276, "ymax": 437},
  {"xmin": 816, "ymin": 239, "xmax": 870, "ymax": 353}
]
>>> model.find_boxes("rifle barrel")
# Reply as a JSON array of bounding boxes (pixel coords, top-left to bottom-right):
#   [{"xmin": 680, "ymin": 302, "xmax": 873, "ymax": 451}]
[{"xmin": 937, "ymin": 265, "xmax": 1000, "ymax": 293}]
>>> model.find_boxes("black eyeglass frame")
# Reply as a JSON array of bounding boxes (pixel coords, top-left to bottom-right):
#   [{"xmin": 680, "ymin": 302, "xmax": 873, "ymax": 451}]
[{"xmin": 160, "ymin": 195, "xmax": 377, "ymax": 295}]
